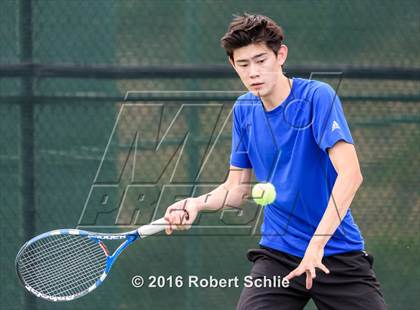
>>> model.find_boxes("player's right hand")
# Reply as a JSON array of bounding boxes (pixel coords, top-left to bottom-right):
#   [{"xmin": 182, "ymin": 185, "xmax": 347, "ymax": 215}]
[{"xmin": 164, "ymin": 198, "xmax": 199, "ymax": 235}]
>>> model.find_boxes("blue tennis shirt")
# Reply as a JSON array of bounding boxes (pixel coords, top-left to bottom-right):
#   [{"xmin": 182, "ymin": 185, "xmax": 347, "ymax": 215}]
[{"xmin": 230, "ymin": 77, "xmax": 364, "ymax": 257}]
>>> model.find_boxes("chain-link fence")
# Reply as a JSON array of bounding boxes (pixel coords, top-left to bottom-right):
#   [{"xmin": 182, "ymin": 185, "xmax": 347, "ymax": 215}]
[{"xmin": 1, "ymin": 1, "xmax": 419, "ymax": 309}]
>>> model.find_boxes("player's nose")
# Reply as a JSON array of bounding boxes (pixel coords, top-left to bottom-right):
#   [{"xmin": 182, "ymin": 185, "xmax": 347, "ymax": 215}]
[{"xmin": 248, "ymin": 63, "xmax": 260, "ymax": 79}]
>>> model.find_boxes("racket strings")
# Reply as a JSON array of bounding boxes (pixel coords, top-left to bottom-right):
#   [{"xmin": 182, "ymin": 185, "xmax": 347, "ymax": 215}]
[
  {"xmin": 19, "ymin": 234, "xmax": 94, "ymax": 260},
  {"xmin": 33, "ymin": 253, "xmax": 106, "ymax": 296},
  {"xmin": 19, "ymin": 240, "xmax": 104, "ymax": 296},
  {"xmin": 17, "ymin": 234, "xmax": 107, "ymax": 299},
  {"xmin": 20, "ymin": 238, "xmax": 103, "ymax": 282},
  {"xmin": 19, "ymin": 237, "xmax": 102, "ymax": 286},
  {"xmin": 19, "ymin": 236, "xmax": 105, "ymax": 286},
  {"xmin": 23, "ymin": 248, "xmax": 104, "ymax": 295},
  {"xmin": 19, "ymin": 235, "xmax": 106, "ymax": 296}
]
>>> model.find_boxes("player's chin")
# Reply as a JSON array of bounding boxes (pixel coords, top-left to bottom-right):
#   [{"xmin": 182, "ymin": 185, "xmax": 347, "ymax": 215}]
[
  {"xmin": 249, "ymin": 89, "xmax": 263, "ymax": 97},
  {"xmin": 248, "ymin": 88, "xmax": 268, "ymax": 98}
]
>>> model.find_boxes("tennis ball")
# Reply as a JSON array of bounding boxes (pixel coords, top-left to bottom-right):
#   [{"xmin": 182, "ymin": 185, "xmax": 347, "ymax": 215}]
[{"xmin": 252, "ymin": 182, "xmax": 276, "ymax": 206}]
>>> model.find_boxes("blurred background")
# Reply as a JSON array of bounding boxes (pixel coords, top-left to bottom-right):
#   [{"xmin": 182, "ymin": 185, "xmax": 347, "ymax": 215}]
[{"xmin": 0, "ymin": 0, "xmax": 419, "ymax": 309}]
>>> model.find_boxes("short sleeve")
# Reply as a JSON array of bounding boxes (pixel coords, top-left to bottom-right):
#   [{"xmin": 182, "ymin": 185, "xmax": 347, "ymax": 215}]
[
  {"xmin": 230, "ymin": 103, "xmax": 252, "ymax": 168},
  {"xmin": 312, "ymin": 83, "xmax": 354, "ymax": 152}
]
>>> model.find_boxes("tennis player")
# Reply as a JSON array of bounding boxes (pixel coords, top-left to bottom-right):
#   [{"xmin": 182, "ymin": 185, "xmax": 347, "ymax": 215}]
[{"xmin": 164, "ymin": 13, "xmax": 387, "ymax": 309}]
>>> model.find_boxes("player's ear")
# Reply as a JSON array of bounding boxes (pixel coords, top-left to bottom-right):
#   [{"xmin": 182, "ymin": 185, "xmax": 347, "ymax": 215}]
[
  {"xmin": 276, "ymin": 44, "xmax": 288, "ymax": 66},
  {"xmin": 228, "ymin": 56, "xmax": 236, "ymax": 69},
  {"xmin": 228, "ymin": 56, "xmax": 240, "ymax": 74}
]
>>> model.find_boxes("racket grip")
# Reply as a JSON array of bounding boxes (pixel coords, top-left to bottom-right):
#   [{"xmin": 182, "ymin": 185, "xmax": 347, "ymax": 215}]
[{"xmin": 137, "ymin": 218, "xmax": 168, "ymax": 238}]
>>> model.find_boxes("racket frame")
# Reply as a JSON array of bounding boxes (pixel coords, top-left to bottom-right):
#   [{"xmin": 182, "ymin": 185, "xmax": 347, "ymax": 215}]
[{"xmin": 16, "ymin": 218, "xmax": 167, "ymax": 302}]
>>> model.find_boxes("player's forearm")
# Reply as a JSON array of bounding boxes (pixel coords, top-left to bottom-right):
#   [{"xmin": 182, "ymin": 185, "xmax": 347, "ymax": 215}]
[
  {"xmin": 192, "ymin": 183, "xmax": 250, "ymax": 212},
  {"xmin": 309, "ymin": 170, "xmax": 363, "ymax": 249}
]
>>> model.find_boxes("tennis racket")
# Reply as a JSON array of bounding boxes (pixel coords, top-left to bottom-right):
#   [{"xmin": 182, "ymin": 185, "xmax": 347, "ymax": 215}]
[{"xmin": 15, "ymin": 218, "xmax": 168, "ymax": 302}]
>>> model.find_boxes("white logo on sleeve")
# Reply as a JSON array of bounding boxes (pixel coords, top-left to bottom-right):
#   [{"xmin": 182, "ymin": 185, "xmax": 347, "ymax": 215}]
[{"xmin": 332, "ymin": 120, "xmax": 341, "ymax": 132}]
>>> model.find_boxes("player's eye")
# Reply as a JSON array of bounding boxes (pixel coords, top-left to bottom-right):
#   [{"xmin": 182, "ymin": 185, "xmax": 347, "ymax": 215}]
[
  {"xmin": 257, "ymin": 59, "xmax": 265, "ymax": 64},
  {"xmin": 238, "ymin": 63, "xmax": 248, "ymax": 68}
]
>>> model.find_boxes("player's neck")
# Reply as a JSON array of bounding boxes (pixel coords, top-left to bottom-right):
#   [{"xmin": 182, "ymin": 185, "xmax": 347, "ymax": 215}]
[{"xmin": 260, "ymin": 76, "xmax": 292, "ymax": 111}]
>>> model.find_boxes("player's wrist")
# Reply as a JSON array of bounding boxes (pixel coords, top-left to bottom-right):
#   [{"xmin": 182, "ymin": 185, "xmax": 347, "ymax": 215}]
[
  {"xmin": 189, "ymin": 197, "xmax": 205, "ymax": 212},
  {"xmin": 308, "ymin": 237, "xmax": 327, "ymax": 250}
]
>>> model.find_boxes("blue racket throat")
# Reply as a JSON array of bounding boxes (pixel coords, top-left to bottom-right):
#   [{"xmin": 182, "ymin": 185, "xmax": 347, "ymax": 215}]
[
  {"xmin": 88, "ymin": 232, "xmax": 140, "ymax": 288},
  {"xmin": 15, "ymin": 218, "xmax": 167, "ymax": 302}
]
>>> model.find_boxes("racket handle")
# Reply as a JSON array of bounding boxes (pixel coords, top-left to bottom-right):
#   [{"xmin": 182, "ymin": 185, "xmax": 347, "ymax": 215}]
[{"xmin": 137, "ymin": 218, "xmax": 168, "ymax": 238}]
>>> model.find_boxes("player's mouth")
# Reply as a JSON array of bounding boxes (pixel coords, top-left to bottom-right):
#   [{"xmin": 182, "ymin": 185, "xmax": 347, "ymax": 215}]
[{"xmin": 251, "ymin": 82, "xmax": 264, "ymax": 90}]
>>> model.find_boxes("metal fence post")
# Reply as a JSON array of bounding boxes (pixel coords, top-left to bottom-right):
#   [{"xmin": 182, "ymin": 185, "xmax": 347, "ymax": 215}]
[{"xmin": 19, "ymin": 0, "xmax": 36, "ymax": 309}]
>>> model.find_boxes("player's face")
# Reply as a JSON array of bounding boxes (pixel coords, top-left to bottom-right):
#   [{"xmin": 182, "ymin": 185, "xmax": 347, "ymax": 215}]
[{"xmin": 230, "ymin": 43, "xmax": 286, "ymax": 98}]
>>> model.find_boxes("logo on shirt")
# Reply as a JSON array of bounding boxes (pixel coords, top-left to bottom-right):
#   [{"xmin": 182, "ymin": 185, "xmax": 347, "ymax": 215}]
[{"xmin": 331, "ymin": 120, "xmax": 341, "ymax": 132}]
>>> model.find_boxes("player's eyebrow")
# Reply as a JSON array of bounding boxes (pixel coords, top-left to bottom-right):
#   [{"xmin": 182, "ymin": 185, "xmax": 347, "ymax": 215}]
[{"xmin": 235, "ymin": 53, "xmax": 268, "ymax": 63}]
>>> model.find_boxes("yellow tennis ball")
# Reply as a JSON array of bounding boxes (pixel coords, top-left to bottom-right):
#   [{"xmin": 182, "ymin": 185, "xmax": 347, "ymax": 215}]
[{"xmin": 252, "ymin": 182, "xmax": 276, "ymax": 206}]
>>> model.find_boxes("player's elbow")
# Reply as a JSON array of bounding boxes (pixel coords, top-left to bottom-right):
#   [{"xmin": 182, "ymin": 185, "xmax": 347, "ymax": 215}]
[
  {"xmin": 348, "ymin": 169, "xmax": 363, "ymax": 190},
  {"xmin": 220, "ymin": 182, "xmax": 250, "ymax": 208},
  {"xmin": 222, "ymin": 181, "xmax": 251, "ymax": 197},
  {"xmin": 357, "ymin": 170, "xmax": 363, "ymax": 186},
  {"xmin": 239, "ymin": 183, "xmax": 252, "ymax": 201},
  {"xmin": 340, "ymin": 167, "xmax": 363, "ymax": 190},
  {"xmin": 353, "ymin": 170, "xmax": 363, "ymax": 189},
  {"xmin": 227, "ymin": 182, "xmax": 251, "ymax": 199}
]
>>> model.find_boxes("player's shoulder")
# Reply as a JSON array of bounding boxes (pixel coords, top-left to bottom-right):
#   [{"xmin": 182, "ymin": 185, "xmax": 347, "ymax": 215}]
[
  {"xmin": 293, "ymin": 78, "xmax": 335, "ymax": 97},
  {"xmin": 234, "ymin": 91, "xmax": 259, "ymax": 106},
  {"xmin": 232, "ymin": 91, "xmax": 259, "ymax": 114}
]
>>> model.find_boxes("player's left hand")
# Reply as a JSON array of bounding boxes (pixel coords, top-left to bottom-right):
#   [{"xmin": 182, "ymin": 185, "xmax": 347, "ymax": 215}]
[{"xmin": 285, "ymin": 244, "xmax": 330, "ymax": 290}]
